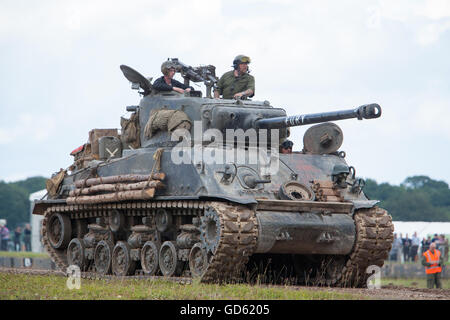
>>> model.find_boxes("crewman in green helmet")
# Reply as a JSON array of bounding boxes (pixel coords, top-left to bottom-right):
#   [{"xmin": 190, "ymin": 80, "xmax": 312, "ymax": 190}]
[{"xmin": 214, "ymin": 55, "xmax": 255, "ymax": 100}]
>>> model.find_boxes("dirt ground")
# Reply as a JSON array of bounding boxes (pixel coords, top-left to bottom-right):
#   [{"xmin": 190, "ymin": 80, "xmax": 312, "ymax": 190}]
[{"xmin": 293, "ymin": 284, "xmax": 450, "ymax": 300}]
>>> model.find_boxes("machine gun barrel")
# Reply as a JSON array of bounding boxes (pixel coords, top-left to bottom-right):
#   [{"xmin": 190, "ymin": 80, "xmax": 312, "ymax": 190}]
[
  {"xmin": 171, "ymin": 58, "xmax": 205, "ymax": 82},
  {"xmin": 255, "ymin": 103, "xmax": 382, "ymax": 129}
]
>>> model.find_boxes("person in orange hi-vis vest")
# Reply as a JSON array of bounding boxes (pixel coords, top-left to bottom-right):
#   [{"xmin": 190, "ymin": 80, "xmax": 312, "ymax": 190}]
[{"xmin": 421, "ymin": 242, "xmax": 444, "ymax": 289}]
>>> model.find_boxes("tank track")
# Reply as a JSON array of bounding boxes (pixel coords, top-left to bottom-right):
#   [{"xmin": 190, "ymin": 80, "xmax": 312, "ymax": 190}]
[
  {"xmin": 41, "ymin": 201, "xmax": 392, "ymax": 287},
  {"xmin": 336, "ymin": 206, "xmax": 394, "ymax": 287},
  {"xmin": 41, "ymin": 200, "xmax": 258, "ymax": 283}
]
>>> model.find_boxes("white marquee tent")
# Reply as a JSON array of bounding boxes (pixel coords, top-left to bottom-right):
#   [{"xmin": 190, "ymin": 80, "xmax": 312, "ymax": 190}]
[
  {"xmin": 392, "ymin": 221, "xmax": 450, "ymax": 240},
  {"xmin": 29, "ymin": 189, "xmax": 47, "ymax": 253}
]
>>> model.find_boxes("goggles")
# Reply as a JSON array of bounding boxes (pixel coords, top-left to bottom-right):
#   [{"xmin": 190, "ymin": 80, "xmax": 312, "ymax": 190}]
[{"xmin": 240, "ymin": 56, "xmax": 251, "ymax": 64}]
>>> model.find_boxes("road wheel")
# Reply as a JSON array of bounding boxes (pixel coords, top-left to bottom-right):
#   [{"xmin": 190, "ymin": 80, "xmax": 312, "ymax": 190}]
[
  {"xmin": 112, "ymin": 241, "xmax": 136, "ymax": 276},
  {"xmin": 67, "ymin": 238, "xmax": 87, "ymax": 271},
  {"xmin": 47, "ymin": 213, "xmax": 72, "ymax": 249},
  {"xmin": 141, "ymin": 241, "xmax": 160, "ymax": 275},
  {"xmin": 94, "ymin": 240, "xmax": 114, "ymax": 275}
]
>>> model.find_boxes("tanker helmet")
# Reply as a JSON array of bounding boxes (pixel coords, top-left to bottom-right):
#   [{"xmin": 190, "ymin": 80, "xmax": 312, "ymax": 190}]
[
  {"xmin": 332, "ymin": 164, "xmax": 350, "ymax": 188},
  {"xmin": 332, "ymin": 164, "xmax": 350, "ymax": 175},
  {"xmin": 233, "ymin": 55, "xmax": 251, "ymax": 69},
  {"xmin": 161, "ymin": 61, "xmax": 176, "ymax": 76},
  {"xmin": 281, "ymin": 140, "xmax": 294, "ymax": 149}
]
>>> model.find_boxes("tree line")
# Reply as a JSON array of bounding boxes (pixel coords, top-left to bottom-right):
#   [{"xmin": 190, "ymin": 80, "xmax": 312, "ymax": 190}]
[
  {"xmin": 0, "ymin": 177, "xmax": 47, "ymax": 229},
  {"xmin": 0, "ymin": 175, "xmax": 449, "ymax": 229},
  {"xmin": 364, "ymin": 175, "xmax": 450, "ymax": 222}
]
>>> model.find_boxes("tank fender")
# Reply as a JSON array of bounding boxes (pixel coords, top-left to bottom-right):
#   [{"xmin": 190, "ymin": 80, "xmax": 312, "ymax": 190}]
[
  {"xmin": 351, "ymin": 200, "xmax": 380, "ymax": 210},
  {"xmin": 32, "ymin": 199, "xmax": 66, "ymax": 215}
]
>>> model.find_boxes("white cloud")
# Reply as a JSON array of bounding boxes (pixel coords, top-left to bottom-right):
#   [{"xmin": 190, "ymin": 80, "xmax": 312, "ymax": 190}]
[
  {"xmin": 0, "ymin": 128, "xmax": 13, "ymax": 144},
  {"xmin": 375, "ymin": 0, "xmax": 450, "ymax": 45},
  {"xmin": 412, "ymin": 99, "xmax": 450, "ymax": 138},
  {"xmin": 415, "ymin": 20, "xmax": 450, "ymax": 45},
  {"xmin": 418, "ymin": 0, "xmax": 450, "ymax": 20},
  {"xmin": 65, "ymin": 3, "xmax": 81, "ymax": 31},
  {"xmin": 2, "ymin": 172, "xmax": 42, "ymax": 183},
  {"xmin": 0, "ymin": 113, "xmax": 57, "ymax": 145}
]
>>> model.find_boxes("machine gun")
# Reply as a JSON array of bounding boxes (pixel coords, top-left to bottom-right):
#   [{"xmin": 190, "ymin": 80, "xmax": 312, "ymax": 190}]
[{"xmin": 170, "ymin": 58, "xmax": 218, "ymax": 98}]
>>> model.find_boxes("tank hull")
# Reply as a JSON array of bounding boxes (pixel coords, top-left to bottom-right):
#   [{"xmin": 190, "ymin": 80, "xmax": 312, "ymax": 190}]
[
  {"xmin": 255, "ymin": 211, "xmax": 355, "ymax": 255},
  {"xmin": 34, "ymin": 146, "xmax": 394, "ymax": 287}
]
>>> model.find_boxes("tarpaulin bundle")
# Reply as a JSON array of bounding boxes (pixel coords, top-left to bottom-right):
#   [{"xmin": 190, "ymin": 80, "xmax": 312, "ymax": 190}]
[{"xmin": 144, "ymin": 109, "xmax": 191, "ymax": 138}]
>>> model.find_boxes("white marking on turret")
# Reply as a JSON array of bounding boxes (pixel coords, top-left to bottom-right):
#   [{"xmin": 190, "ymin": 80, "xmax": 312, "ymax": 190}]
[{"xmin": 106, "ymin": 148, "xmax": 118, "ymax": 157}]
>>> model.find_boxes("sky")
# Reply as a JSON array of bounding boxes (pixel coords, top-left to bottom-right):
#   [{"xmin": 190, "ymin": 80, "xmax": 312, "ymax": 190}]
[{"xmin": 0, "ymin": 0, "xmax": 449, "ymax": 186}]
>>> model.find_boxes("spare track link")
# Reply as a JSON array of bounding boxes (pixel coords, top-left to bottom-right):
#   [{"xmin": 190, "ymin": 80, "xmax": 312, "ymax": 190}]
[
  {"xmin": 337, "ymin": 206, "xmax": 394, "ymax": 287},
  {"xmin": 41, "ymin": 200, "xmax": 258, "ymax": 283}
]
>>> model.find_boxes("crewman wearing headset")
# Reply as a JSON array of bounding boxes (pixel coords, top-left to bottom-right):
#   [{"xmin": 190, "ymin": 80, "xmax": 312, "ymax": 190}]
[{"xmin": 214, "ymin": 55, "xmax": 255, "ymax": 100}]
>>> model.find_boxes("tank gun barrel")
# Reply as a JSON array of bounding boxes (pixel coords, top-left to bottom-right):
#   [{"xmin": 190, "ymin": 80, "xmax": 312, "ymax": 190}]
[{"xmin": 255, "ymin": 103, "xmax": 382, "ymax": 129}]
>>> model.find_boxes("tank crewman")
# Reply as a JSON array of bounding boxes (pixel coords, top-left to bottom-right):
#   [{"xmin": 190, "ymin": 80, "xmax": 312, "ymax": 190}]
[
  {"xmin": 280, "ymin": 140, "xmax": 293, "ymax": 154},
  {"xmin": 153, "ymin": 61, "xmax": 194, "ymax": 94},
  {"xmin": 421, "ymin": 242, "xmax": 444, "ymax": 289},
  {"xmin": 214, "ymin": 55, "xmax": 255, "ymax": 100}
]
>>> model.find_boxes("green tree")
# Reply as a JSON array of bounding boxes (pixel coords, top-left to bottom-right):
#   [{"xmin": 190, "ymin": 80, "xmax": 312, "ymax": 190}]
[
  {"xmin": 364, "ymin": 175, "xmax": 450, "ymax": 222},
  {"xmin": 0, "ymin": 177, "xmax": 47, "ymax": 229},
  {"xmin": 10, "ymin": 176, "xmax": 48, "ymax": 194}
]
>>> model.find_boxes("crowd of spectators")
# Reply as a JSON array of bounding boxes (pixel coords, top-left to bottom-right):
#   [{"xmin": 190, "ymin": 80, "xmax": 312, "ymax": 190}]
[
  {"xmin": 390, "ymin": 232, "xmax": 449, "ymax": 263},
  {"xmin": 0, "ymin": 222, "xmax": 32, "ymax": 252}
]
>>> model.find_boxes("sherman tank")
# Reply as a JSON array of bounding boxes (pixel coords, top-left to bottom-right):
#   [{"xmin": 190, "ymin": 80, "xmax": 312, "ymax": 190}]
[{"xmin": 33, "ymin": 59, "xmax": 393, "ymax": 287}]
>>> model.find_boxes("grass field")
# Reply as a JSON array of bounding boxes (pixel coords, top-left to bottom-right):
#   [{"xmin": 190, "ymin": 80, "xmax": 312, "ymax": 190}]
[
  {"xmin": 381, "ymin": 277, "xmax": 450, "ymax": 289},
  {"xmin": 0, "ymin": 273, "xmax": 364, "ymax": 300},
  {"xmin": 1, "ymin": 272, "xmax": 449, "ymax": 300},
  {"xmin": 0, "ymin": 251, "xmax": 49, "ymax": 258}
]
